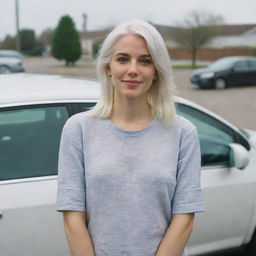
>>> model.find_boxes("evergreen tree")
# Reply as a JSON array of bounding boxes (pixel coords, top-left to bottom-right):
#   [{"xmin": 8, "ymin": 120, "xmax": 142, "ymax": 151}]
[{"xmin": 52, "ymin": 15, "xmax": 81, "ymax": 66}]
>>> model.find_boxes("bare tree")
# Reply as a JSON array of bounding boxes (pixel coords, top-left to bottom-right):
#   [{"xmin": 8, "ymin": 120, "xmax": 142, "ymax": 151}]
[
  {"xmin": 39, "ymin": 28, "xmax": 54, "ymax": 46},
  {"xmin": 174, "ymin": 10, "xmax": 224, "ymax": 67}
]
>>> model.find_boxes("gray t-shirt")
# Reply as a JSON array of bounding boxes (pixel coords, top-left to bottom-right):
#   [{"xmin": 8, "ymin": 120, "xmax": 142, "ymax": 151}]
[{"xmin": 56, "ymin": 112, "xmax": 204, "ymax": 256}]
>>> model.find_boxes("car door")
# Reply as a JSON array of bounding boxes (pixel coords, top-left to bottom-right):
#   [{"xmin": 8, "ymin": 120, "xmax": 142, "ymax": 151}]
[
  {"xmin": 0, "ymin": 104, "xmax": 73, "ymax": 256},
  {"xmin": 176, "ymin": 103, "xmax": 254, "ymax": 255},
  {"xmin": 229, "ymin": 60, "xmax": 252, "ymax": 86},
  {"xmin": 248, "ymin": 59, "xmax": 256, "ymax": 85}
]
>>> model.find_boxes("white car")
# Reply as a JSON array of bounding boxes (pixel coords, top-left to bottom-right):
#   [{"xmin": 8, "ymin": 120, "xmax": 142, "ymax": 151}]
[{"xmin": 0, "ymin": 73, "xmax": 256, "ymax": 256}]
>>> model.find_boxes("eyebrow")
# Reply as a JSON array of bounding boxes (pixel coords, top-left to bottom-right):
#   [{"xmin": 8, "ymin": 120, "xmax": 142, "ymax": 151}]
[{"xmin": 115, "ymin": 52, "xmax": 152, "ymax": 58}]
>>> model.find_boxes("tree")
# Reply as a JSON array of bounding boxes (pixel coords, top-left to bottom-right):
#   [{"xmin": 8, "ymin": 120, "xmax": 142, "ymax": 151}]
[
  {"xmin": 0, "ymin": 35, "xmax": 16, "ymax": 50},
  {"xmin": 51, "ymin": 15, "xmax": 81, "ymax": 66},
  {"xmin": 39, "ymin": 28, "xmax": 54, "ymax": 46},
  {"xmin": 0, "ymin": 30, "xmax": 42, "ymax": 55},
  {"xmin": 92, "ymin": 39, "xmax": 103, "ymax": 59},
  {"xmin": 174, "ymin": 10, "xmax": 224, "ymax": 67},
  {"xmin": 19, "ymin": 29, "xmax": 37, "ymax": 54}
]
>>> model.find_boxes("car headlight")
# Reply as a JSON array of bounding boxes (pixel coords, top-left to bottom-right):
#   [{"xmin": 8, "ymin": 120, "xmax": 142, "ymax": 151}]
[{"xmin": 200, "ymin": 72, "xmax": 214, "ymax": 79}]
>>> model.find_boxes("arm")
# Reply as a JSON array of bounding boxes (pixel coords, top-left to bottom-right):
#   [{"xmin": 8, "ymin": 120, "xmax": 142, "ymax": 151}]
[
  {"xmin": 63, "ymin": 211, "xmax": 95, "ymax": 256},
  {"xmin": 156, "ymin": 213, "xmax": 194, "ymax": 256},
  {"xmin": 56, "ymin": 118, "xmax": 92, "ymax": 254}
]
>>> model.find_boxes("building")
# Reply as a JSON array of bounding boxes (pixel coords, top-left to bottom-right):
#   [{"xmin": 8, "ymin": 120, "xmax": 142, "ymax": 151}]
[
  {"xmin": 206, "ymin": 24, "xmax": 256, "ymax": 48},
  {"xmin": 80, "ymin": 21, "xmax": 256, "ymax": 59}
]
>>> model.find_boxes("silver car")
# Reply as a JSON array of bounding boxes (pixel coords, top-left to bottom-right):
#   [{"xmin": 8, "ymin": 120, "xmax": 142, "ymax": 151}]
[
  {"xmin": 0, "ymin": 73, "xmax": 256, "ymax": 256},
  {"xmin": 0, "ymin": 50, "xmax": 25, "ymax": 74}
]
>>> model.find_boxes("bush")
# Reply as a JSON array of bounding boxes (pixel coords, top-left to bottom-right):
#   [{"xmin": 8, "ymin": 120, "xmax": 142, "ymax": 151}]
[{"xmin": 30, "ymin": 47, "xmax": 45, "ymax": 56}]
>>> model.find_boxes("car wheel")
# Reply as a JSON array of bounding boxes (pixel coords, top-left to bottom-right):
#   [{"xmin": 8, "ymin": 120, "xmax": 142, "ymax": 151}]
[
  {"xmin": 0, "ymin": 66, "xmax": 11, "ymax": 74},
  {"xmin": 214, "ymin": 78, "xmax": 227, "ymax": 89}
]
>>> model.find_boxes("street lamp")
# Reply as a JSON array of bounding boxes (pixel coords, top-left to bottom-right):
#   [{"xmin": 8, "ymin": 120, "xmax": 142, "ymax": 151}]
[{"xmin": 15, "ymin": 0, "xmax": 20, "ymax": 51}]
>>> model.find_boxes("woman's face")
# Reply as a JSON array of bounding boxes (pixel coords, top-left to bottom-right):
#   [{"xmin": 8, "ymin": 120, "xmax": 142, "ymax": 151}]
[{"xmin": 106, "ymin": 34, "xmax": 157, "ymax": 101}]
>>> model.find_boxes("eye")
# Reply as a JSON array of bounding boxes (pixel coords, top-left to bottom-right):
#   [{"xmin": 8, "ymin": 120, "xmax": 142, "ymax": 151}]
[
  {"xmin": 139, "ymin": 58, "xmax": 153, "ymax": 65},
  {"xmin": 116, "ymin": 57, "xmax": 129, "ymax": 64}
]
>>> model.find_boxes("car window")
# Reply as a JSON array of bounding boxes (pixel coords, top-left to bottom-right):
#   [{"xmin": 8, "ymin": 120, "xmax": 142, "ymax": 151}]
[
  {"xmin": 0, "ymin": 108, "xmax": 45, "ymax": 124},
  {"xmin": 0, "ymin": 106, "xmax": 69, "ymax": 181},
  {"xmin": 78, "ymin": 102, "xmax": 97, "ymax": 112},
  {"xmin": 249, "ymin": 60, "xmax": 256, "ymax": 69},
  {"xmin": 176, "ymin": 103, "xmax": 236, "ymax": 167},
  {"xmin": 233, "ymin": 61, "xmax": 249, "ymax": 71}
]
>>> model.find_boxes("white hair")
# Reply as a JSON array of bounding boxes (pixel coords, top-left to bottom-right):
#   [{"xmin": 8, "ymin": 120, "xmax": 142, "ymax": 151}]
[{"xmin": 89, "ymin": 19, "xmax": 177, "ymax": 126}]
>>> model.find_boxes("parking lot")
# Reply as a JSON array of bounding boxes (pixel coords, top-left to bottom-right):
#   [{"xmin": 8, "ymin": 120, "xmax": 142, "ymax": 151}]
[{"xmin": 24, "ymin": 56, "xmax": 256, "ymax": 130}]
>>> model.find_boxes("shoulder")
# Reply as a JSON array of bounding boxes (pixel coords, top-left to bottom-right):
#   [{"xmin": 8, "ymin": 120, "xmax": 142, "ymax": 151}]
[
  {"xmin": 62, "ymin": 110, "xmax": 108, "ymax": 135},
  {"xmin": 62, "ymin": 111, "xmax": 96, "ymax": 134},
  {"xmin": 172, "ymin": 114, "xmax": 197, "ymax": 135}
]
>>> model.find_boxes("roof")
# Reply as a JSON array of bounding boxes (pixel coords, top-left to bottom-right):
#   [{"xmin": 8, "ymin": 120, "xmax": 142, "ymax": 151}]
[
  {"xmin": 0, "ymin": 73, "xmax": 192, "ymax": 107},
  {"xmin": 80, "ymin": 23, "xmax": 256, "ymax": 42},
  {"xmin": 81, "ymin": 28, "xmax": 113, "ymax": 40},
  {"xmin": 0, "ymin": 73, "xmax": 100, "ymax": 107},
  {"xmin": 152, "ymin": 24, "xmax": 181, "ymax": 39},
  {"xmin": 214, "ymin": 24, "xmax": 256, "ymax": 36}
]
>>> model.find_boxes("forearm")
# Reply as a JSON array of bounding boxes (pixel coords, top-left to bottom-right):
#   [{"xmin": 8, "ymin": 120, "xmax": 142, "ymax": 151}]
[
  {"xmin": 63, "ymin": 211, "xmax": 95, "ymax": 256},
  {"xmin": 156, "ymin": 213, "xmax": 194, "ymax": 256}
]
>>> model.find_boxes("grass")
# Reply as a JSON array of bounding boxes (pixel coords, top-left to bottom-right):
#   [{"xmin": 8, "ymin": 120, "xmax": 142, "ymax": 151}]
[{"xmin": 172, "ymin": 64, "xmax": 207, "ymax": 69}]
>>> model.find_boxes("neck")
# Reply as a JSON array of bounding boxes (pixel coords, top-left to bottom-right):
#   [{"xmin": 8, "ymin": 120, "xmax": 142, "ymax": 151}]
[{"xmin": 110, "ymin": 95, "xmax": 154, "ymax": 124}]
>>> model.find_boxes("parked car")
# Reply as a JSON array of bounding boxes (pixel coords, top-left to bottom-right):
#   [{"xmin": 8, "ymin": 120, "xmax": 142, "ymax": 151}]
[
  {"xmin": 0, "ymin": 50, "xmax": 25, "ymax": 74},
  {"xmin": 0, "ymin": 49, "xmax": 24, "ymax": 59},
  {"xmin": 191, "ymin": 56, "xmax": 256, "ymax": 89},
  {"xmin": 0, "ymin": 73, "xmax": 256, "ymax": 256}
]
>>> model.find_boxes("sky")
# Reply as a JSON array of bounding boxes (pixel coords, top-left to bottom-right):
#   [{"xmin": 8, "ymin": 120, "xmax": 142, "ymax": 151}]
[{"xmin": 1, "ymin": 0, "xmax": 256, "ymax": 40}]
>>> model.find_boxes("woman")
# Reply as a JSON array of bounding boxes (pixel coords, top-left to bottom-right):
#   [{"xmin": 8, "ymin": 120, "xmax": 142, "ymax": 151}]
[{"xmin": 56, "ymin": 20, "xmax": 204, "ymax": 256}]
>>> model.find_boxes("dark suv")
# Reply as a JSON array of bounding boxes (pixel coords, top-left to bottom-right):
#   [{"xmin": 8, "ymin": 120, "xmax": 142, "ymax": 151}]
[{"xmin": 191, "ymin": 56, "xmax": 256, "ymax": 89}]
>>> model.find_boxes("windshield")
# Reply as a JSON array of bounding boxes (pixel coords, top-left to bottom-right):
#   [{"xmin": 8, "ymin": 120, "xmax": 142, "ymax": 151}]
[
  {"xmin": 0, "ymin": 54, "xmax": 19, "ymax": 58},
  {"xmin": 209, "ymin": 58, "xmax": 235, "ymax": 70},
  {"xmin": 0, "ymin": 51, "xmax": 22, "ymax": 59}
]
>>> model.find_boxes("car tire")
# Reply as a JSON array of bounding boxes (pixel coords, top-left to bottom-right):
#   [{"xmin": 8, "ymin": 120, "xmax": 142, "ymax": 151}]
[
  {"xmin": 214, "ymin": 78, "xmax": 227, "ymax": 89},
  {"xmin": 0, "ymin": 66, "xmax": 11, "ymax": 74}
]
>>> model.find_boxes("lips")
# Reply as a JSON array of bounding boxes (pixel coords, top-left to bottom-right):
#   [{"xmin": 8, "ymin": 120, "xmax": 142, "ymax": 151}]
[{"xmin": 122, "ymin": 80, "xmax": 142, "ymax": 86}]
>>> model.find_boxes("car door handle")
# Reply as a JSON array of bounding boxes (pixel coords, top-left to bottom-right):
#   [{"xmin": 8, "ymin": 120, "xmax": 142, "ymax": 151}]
[{"xmin": 0, "ymin": 210, "xmax": 3, "ymax": 219}]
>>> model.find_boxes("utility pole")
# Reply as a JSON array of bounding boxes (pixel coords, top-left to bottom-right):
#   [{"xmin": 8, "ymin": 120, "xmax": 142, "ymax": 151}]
[{"xmin": 15, "ymin": 0, "xmax": 20, "ymax": 51}]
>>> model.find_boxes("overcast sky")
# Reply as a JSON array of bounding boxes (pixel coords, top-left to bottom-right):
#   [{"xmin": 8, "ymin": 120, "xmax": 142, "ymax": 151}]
[{"xmin": 1, "ymin": 0, "xmax": 256, "ymax": 40}]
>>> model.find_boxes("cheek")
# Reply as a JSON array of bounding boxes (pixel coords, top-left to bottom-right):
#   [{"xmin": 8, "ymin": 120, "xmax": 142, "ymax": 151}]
[
  {"xmin": 146, "ymin": 68, "xmax": 157, "ymax": 81},
  {"xmin": 110, "ymin": 65, "xmax": 126, "ymax": 79}
]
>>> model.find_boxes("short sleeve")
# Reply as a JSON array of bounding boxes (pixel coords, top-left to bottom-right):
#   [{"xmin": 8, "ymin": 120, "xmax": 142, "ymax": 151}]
[
  {"xmin": 56, "ymin": 116, "xmax": 86, "ymax": 212},
  {"xmin": 172, "ymin": 127, "xmax": 204, "ymax": 214}
]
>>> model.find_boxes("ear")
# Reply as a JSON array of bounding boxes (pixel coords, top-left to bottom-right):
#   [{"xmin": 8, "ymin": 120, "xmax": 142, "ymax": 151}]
[{"xmin": 105, "ymin": 64, "xmax": 111, "ymax": 77}]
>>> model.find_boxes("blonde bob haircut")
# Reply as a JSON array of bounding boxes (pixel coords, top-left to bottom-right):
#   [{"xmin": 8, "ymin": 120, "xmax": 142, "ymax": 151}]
[{"xmin": 90, "ymin": 19, "xmax": 177, "ymax": 127}]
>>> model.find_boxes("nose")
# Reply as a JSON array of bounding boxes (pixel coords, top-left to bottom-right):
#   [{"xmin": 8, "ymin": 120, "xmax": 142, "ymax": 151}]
[{"xmin": 127, "ymin": 60, "xmax": 138, "ymax": 77}]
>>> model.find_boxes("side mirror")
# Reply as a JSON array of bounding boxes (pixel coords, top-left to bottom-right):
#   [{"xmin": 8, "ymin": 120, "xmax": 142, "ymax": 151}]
[{"xmin": 229, "ymin": 143, "xmax": 249, "ymax": 170}]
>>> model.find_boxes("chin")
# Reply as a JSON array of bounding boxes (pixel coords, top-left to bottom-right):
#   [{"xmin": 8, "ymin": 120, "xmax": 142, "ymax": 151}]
[{"xmin": 123, "ymin": 91, "xmax": 145, "ymax": 99}]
